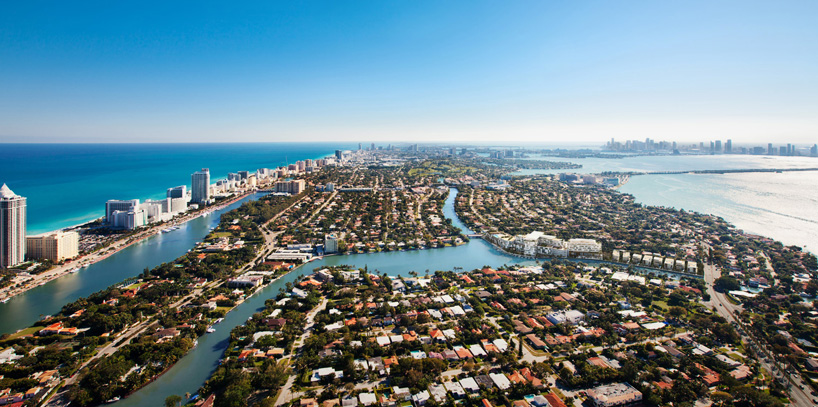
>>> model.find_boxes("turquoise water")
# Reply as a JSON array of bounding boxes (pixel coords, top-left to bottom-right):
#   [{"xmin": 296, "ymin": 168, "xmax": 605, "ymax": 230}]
[
  {"xmin": 0, "ymin": 143, "xmax": 354, "ymax": 234},
  {"xmin": 0, "ymin": 193, "xmax": 266, "ymax": 335},
  {"xmin": 2, "ymin": 147, "xmax": 814, "ymax": 404}
]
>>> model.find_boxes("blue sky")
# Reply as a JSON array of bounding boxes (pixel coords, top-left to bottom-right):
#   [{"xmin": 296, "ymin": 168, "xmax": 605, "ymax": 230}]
[{"xmin": 1, "ymin": 1, "xmax": 817, "ymax": 144}]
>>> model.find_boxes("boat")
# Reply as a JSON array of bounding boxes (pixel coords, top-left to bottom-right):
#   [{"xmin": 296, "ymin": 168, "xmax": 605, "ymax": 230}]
[
  {"xmin": 206, "ymin": 327, "xmax": 216, "ymax": 333},
  {"xmin": 105, "ymin": 397, "xmax": 120, "ymax": 403},
  {"xmin": 214, "ymin": 318, "xmax": 224, "ymax": 324},
  {"xmin": 1, "ymin": 298, "xmax": 9, "ymax": 304},
  {"xmin": 69, "ymin": 267, "xmax": 79, "ymax": 274}
]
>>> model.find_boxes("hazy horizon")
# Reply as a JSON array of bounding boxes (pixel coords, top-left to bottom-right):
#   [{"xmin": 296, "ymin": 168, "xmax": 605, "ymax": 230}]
[
  {"xmin": 2, "ymin": 1, "xmax": 817, "ymax": 144},
  {"xmin": 0, "ymin": 140, "xmax": 814, "ymax": 148}
]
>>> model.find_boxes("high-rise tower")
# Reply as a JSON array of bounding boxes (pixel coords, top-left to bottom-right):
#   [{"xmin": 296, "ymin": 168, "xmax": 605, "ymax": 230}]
[
  {"xmin": 0, "ymin": 184, "xmax": 26, "ymax": 268},
  {"xmin": 191, "ymin": 168, "xmax": 211, "ymax": 205}
]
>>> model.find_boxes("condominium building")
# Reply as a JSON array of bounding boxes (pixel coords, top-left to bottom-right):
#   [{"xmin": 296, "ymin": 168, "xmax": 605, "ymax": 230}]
[
  {"xmin": 274, "ymin": 179, "xmax": 306, "ymax": 195},
  {"xmin": 566, "ymin": 238, "xmax": 603, "ymax": 254},
  {"xmin": 191, "ymin": 168, "xmax": 211, "ymax": 204},
  {"xmin": 26, "ymin": 231, "xmax": 79, "ymax": 262},
  {"xmin": 325, "ymin": 234, "xmax": 339, "ymax": 254},
  {"xmin": 0, "ymin": 184, "xmax": 26, "ymax": 268}
]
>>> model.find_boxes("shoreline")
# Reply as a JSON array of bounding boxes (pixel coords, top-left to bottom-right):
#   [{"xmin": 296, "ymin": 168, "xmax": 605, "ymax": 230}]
[{"xmin": 0, "ymin": 191, "xmax": 254, "ymax": 304}]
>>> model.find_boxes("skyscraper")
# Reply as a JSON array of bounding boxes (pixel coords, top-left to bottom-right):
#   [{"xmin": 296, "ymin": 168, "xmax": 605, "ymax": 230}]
[
  {"xmin": 715, "ymin": 140, "xmax": 722, "ymax": 152},
  {"xmin": 166, "ymin": 185, "xmax": 186, "ymax": 199},
  {"xmin": 0, "ymin": 184, "xmax": 26, "ymax": 268},
  {"xmin": 725, "ymin": 139, "xmax": 732, "ymax": 154},
  {"xmin": 191, "ymin": 168, "xmax": 211, "ymax": 204}
]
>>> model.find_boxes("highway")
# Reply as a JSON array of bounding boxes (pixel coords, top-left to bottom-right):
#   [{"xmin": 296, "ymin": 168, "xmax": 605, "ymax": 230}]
[{"xmin": 703, "ymin": 262, "xmax": 817, "ymax": 406}]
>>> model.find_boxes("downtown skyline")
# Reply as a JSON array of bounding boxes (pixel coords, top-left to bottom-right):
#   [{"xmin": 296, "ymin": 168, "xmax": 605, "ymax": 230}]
[{"xmin": 1, "ymin": 1, "xmax": 818, "ymax": 144}]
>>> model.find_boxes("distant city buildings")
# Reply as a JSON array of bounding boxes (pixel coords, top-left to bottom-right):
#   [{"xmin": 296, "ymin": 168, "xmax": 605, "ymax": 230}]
[
  {"xmin": 26, "ymin": 231, "xmax": 79, "ymax": 262},
  {"xmin": 191, "ymin": 168, "xmax": 211, "ymax": 204},
  {"xmin": 606, "ymin": 138, "xmax": 814, "ymax": 156},
  {"xmin": 0, "ymin": 184, "xmax": 26, "ymax": 268}
]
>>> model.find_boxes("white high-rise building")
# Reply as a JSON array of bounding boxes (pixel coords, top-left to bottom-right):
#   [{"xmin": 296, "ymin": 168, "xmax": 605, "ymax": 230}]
[
  {"xmin": 167, "ymin": 185, "xmax": 186, "ymax": 199},
  {"xmin": 325, "ymin": 234, "xmax": 339, "ymax": 254},
  {"xmin": 191, "ymin": 168, "xmax": 211, "ymax": 204},
  {"xmin": 106, "ymin": 199, "xmax": 139, "ymax": 224},
  {"xmin": 141, "ymin": 199, "xmax": 172, "ymax": 223},
  {"xmin": 0, "ymin": 184, "xmax": 26, "ymax": 268},
  {"xmin": 166, "ymin": 185, "xmax": 188, "ymax": 213},
  {"xmin": 110, "ymin": 209, "xmax": 146, "ymax": 230},
  {"xmin": 26, "ymin": 231, "xmax": 79, "ymax": 262}
]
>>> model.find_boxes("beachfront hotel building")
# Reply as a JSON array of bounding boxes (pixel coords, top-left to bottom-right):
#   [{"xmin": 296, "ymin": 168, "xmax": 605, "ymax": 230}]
[
  {"xmin": 26, "ymin": 231, "xmax": 79, "ymax": 262},
  {"xmin": 191, "ymin": 168, "xmax": 211, "ymax": 204},
  {"xmin": 166, "ymin": 186, "xmax": 188, "ymax": 213},
  {"xmin": 105, "ymin": 199, "xmax": 148, "ymax": 230},
  {"xmin": 0, "ymin": 184, "xmax": 26, "ymax": 268},
  {"xmin": 105, "ymin": 199, "xmax": 139, "ymax": 223}
]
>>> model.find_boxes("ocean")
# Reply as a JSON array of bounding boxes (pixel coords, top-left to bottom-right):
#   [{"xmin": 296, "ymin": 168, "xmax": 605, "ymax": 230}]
[
  {"xmin": 0, "ymin": 143, "xmax": 354, "ymax": 234},
  {"xmin": 1, "ymin": 144, "xmax": 816, "ymax": 251}
]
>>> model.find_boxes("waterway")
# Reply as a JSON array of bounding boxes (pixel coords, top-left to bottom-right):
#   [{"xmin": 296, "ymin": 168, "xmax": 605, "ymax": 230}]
[
  {"xmin": 114, "ymin": 187, "xmax": 699, "ymax": 406},
  {"xmin": 0, "ymin": 193, "xmax": 266, "ymax": 336},
  {"xmin": 114, "ymin": 188, "xmax": 535, "ymax": 406}
]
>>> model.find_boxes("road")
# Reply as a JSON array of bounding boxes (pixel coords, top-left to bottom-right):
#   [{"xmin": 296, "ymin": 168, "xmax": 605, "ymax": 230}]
[
  {"xmin": 43, "ymin": 191, "xmax": 301, "ymax": 406},
  {"xmin": 274, "ymin": 297, "xmax": 329, "ymax": 406},
  {"xmin": 0, "ymin": 191, "xmax": 253, "ymax": 303},
  {"xmin": 704, "ymin": 262, "xmax": 816, "ymax": 406}
]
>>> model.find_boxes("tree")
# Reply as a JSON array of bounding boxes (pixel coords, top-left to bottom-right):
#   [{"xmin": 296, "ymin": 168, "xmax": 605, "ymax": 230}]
[
  {"xmin": 165, "ymin": 395, "xmax": 182, "ymax": 407},
  {"xmin": 714, "ymin": 276, "xmax": 740, "ymax": 292}
]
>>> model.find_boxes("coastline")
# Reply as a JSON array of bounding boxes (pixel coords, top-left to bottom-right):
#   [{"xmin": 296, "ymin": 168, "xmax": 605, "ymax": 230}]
[{"xmin": 0, "ymin": 191, "xmax": 253, "ymax": 304}]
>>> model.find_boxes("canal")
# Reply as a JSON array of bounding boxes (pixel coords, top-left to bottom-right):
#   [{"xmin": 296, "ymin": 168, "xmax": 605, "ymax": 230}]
[
  {"xmin": 114, "ymin": 188, "xmax": 533, "ymax": 406},
  {"xmin": 0, "ymin": 193, "xmax": 266, "ymax": 335}
]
